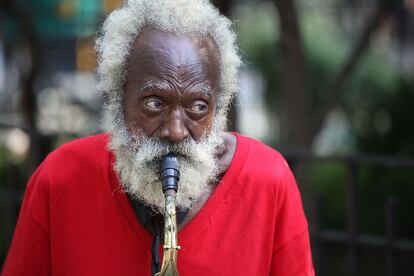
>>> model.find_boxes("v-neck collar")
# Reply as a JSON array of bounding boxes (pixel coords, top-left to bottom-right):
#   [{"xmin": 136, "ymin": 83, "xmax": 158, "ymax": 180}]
[
  {"xmin": 108, "ymin": 151, "xmax": 153, "ymax": 246},
  {"xmin": 178, "ymin": 133, "xmax": 249, "ymax": 244},
  {"xmin": 108, "ymin": 132, "xmax": 249, "ymax": 246}
]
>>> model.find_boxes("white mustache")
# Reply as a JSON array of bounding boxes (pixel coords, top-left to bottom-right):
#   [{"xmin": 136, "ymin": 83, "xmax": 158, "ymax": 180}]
[{"xmin": 110, "ymin": 126, "xmax": 223, "ymax": 213}]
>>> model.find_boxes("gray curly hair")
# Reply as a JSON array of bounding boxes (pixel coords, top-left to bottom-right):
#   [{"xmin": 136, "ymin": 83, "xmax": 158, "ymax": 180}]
[{"xmin": 95, "ymin": 0, "xmax": 241, "ymax": 132}]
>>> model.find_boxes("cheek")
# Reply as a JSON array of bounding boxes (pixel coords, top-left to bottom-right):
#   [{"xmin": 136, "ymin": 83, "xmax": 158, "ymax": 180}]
[
  {"xmin": 123, "ymin": 100, "xmax": 161, "ymax": 137},
  {"xmin": 123, "ymin": 98, "xmax": 142, "ymax": 130},
  {"xmin": 205, "ymin": 109, "xmax": 215, "ymax": 128},
  {"xmin": 205, "ymin": 97, "xmax": 218, "ymax": 128},
  {"xmin": 125, "ymin": 114, "xmax": 161, "ymax": 138},
  {"xmin": 201, "ymin": 98, "xmax": 217, "ymax": 129},
  {"xmin": 123, "ymin": 82, "xmax": 139, "ymax": 119},
  {"xmin": 187, "ymin": 109, "xmax": 216, "ymax": 140}
]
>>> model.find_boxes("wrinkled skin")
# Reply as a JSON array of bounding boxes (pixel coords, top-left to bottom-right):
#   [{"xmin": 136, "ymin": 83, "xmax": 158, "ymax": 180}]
[{"xmin": 123, "ymin": 27, "xmax": 236, "ymax": 228}]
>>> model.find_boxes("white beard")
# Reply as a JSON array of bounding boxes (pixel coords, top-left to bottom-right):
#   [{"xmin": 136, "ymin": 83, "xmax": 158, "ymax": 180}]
[{"xmin": 109, "ymin": 123, "xmax": 224, "ymax": 214}]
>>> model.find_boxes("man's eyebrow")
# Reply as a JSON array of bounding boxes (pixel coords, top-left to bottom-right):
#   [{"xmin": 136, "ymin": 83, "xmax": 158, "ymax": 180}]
[
  {"xmin": 138, "ymin": 80, "xmax": 171, "ymax": 93},
  {"xmin": 177, "ymin": 79, "xmax": 215, "ymax": 96},
  {"xmin": 192, "ymin": 83, "xmax": 214, "ymax": 95},
  {"xmin": 138, "ymin": 80, "xmax": 215, "ymax": 95}
]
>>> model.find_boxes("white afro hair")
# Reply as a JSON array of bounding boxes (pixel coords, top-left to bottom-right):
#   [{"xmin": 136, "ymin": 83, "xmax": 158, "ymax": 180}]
[{"xmin": 96, "ymin": 0, "xmax": 241, "ymax": 131}]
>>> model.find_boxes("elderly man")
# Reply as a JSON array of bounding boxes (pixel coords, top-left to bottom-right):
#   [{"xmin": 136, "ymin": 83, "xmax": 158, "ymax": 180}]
[{"xmin": 2, "ymin": 0, "xmax": 314, "ymax": 275}]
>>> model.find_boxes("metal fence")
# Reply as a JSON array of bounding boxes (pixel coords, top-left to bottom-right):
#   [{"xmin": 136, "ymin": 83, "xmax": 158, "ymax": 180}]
[{"xmin": 285, "ymin": 153, "xmax": 414, "ymax": 276}]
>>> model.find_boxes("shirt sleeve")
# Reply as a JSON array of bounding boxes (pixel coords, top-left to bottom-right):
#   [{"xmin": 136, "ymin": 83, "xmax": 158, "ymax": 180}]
[
  {"xmin": 270, "ymin": 160, "xmax": 314, "ymax": 276},
  {"xmin": 2, "ymin": 164, "xmax": 51, "ymax": 276}
]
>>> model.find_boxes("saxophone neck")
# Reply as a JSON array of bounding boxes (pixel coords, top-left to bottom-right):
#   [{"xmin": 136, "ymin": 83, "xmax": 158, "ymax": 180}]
[
  {"xmin": 163, "ymin": 193, "xmax": 179, "ymax": 249},
  {"xmin": 155, "ymin": 192, "xmax": 180, "ymax": 276}
]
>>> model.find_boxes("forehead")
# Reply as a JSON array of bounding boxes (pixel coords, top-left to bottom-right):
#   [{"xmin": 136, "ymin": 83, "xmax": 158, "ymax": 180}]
[{"xmin": 126, "ymin": 27, "xmax": 220, "ymax": 86}]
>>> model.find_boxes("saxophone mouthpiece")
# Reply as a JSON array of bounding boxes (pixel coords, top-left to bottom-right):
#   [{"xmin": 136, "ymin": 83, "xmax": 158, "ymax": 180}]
[{"xmin": 161, "ymin": 153, "xmax": 180, "ymax": 193}]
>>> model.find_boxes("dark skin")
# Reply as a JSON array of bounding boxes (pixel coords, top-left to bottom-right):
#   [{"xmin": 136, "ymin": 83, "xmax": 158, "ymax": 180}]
[{"xmin": 123, "ymin": 28, "xmax": 236, "ymax": 229}]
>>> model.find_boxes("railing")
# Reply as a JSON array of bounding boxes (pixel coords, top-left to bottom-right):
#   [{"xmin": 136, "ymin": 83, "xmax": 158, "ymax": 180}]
[{"xmin": 285, "ymin": 153, "xmax": 414, "ymax": 276}]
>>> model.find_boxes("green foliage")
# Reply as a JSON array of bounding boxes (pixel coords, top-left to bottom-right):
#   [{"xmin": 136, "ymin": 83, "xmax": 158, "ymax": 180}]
[
  {"xmin": 309, "ymin": 161, "xmax": 414, "ymax": 239},
  {"xmin": 356, "ymin": 165, "xmax": 414, "ymax": 239},
  {"xmin": 310, "ymin": 162, "xmax": 347, "ymax": 229},
  {"xmin": 354, "ymin": 79, "xmax": 414, "ymax": 155}
]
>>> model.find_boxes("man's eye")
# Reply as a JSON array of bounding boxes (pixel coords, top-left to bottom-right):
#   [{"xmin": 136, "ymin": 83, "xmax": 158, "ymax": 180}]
[
  {"xmin": 189, "ymin": 100, "xmax": 208, "ymax": 113},
  {"xmin": 144, "ymin": 99, "xmax": 163, "ymax": 110}
]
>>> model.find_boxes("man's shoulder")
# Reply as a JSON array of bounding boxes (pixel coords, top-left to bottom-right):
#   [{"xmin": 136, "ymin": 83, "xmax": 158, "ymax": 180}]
[
  {"xmin": 236, "ymin": 133, "xmax": 289, "ymax": 168},
  {"xmin": 235, "ymin": 133, "xmax": 293, "ymax": 184},
  {"xmin": 45, "ymin": 133, "xmax": 110, "ymax": 164},
  {"xmin": 23, "ymin": 133, "xmax": 112, "ymax": 200},
  {"xmin": 36, "ymin": 133, "xmax": 111, "ymax": 181}
]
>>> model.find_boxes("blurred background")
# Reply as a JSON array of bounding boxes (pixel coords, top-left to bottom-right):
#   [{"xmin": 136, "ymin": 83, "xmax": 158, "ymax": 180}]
[{"xmin": 1, "ymin": 0, "xmax": 414, "ymax": 275}]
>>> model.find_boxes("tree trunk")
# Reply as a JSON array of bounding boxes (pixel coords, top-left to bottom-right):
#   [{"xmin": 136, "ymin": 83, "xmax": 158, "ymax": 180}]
[{"xmin": 273, "ymin": 0, "xmax": 312, "ymax": 150}]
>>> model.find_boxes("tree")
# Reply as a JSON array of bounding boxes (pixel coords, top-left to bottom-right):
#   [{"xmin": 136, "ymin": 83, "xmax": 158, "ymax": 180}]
[{"xmin": 273, "ymin": 0, "xmax": 401, "ymax": 152}]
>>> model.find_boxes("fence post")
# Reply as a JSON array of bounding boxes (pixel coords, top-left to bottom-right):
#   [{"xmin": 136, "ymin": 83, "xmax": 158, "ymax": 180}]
[
  {"xmin": 346, "ymin": 159, "xmax": 358, "ymax": 276},
  {"xmin": 3, "ymin": 164, "xmax": 22, "ymax": 260},
  {"xmin": 312, "ymin": 193, "xmax": 323, "ymax": 276},
  {"xmin": 385, "ymin": 195, "xmax": 398, "ymax": 276}
]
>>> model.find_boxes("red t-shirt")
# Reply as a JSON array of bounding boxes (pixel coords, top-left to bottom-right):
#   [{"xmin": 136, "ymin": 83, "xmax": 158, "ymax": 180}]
[{"xmin": 2, "ymin": 133, "xmax": 314, "ymax": 276}]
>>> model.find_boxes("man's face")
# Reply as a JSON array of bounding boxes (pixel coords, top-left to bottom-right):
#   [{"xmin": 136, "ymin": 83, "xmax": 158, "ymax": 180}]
[
  {"xmin": 110, "ymin": 28, "xmax": 224, "ymax": 212},
  {"xmin": 123, "ymin": 27, "xmax": 221, "ymax": 143}
]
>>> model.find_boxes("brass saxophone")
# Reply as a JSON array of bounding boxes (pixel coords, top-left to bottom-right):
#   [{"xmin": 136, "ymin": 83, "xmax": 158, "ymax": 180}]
[{"xmin": 156, "ymin": 153, "xmax": 180, "ymax": 276}]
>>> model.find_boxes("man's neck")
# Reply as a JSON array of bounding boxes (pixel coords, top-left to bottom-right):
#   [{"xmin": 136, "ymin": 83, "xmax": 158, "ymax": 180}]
[
  {"xmin": 216, "ymin": 132, "xmax": 237, "ymax": 175},
  {"xmin": 178, "ymin": 132, "xmax": 237, "ymax": 229}
]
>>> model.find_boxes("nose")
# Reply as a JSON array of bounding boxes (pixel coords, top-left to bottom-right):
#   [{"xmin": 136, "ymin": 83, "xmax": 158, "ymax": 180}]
[{"xmin": 159, "ymin": 108, "xmax": 189, "ymax": 144}]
